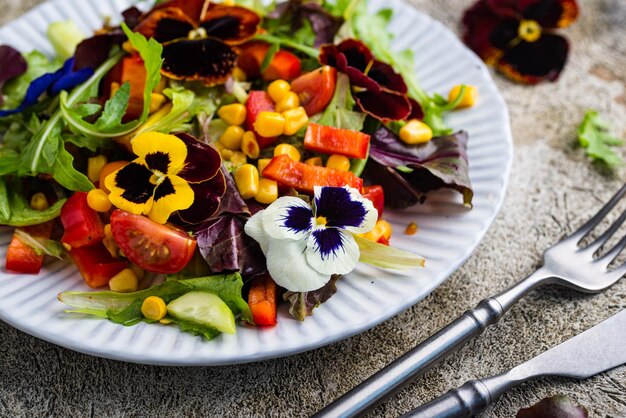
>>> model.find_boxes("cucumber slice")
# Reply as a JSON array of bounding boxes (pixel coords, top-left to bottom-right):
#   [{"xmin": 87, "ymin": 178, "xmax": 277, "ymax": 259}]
[
  {"xmin": 47, "ymin": 21, "xmax": 84, "ymax": 60},
  {"xmin": 167, "ymin": 291, "xmax": 236, "ymax": 334}
]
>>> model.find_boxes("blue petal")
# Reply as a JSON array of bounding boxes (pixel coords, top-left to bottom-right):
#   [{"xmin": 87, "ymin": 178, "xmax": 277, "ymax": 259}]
[
  {"xmin": 283, "ymin": 204, "xmax": 314, "ymax": 234},
  {"xmin": 49, "ymin": 66, "xmax": 93, "ymax": 96},
  {"xmin": 306, "ymin": 227, "xmax": 360, "ymax": 275},
  {"xmin": 262, "ymin": 196, "xmax": 313, "ymax": 240},
  {"xmin": 315, "ymin": 186, "xmax": 371, "ymax": 230},
  {"xmin": 310, "ymin": 227, "xmax": 345, "ymax": 260}
]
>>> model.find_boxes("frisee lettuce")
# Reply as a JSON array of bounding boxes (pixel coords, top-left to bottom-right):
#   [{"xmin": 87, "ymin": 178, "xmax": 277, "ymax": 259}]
[{"xmin": 577, "ymin": 110, "xmax": 624, "ymax": 167}]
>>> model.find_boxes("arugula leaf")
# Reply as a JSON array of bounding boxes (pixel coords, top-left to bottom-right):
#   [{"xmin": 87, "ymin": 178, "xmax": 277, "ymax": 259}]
[
  {"xmin": 577, "ymin": 110, "xmax": 624, "ymax": 167},
  {"xmin": 107, "ymin": 299, "xmax": 144, "ymax": 326},
  {"xmin": 315, "ymin": 73, "xmax": 365, "ymax": 130},
  {"xmin": 260, "ymin": 42, "xmax": 280, "ymax": 73},
  {"xmin": 13, "ymin": 229, "xmax": 64, "ymax": 259},
  {"xmin": 0, "ymin": 150, "xmax": 20, "ymax": 176},
  {"xmin": 167, "ymin": 317, "xmax": 221, "ymax": 340},
  {"xmin": 0, "ymin": 177, "xmax": 66, "ymax": 226},
  {"xmin": 52, "ymin": 144, "xmax": 94, "ymax": 191}
]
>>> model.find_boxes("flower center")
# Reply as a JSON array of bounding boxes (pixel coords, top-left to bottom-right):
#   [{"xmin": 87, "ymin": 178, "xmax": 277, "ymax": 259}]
[
  {"xmin": 518, "ymin": 19, "xmax": 542, "ymax": 43},
  {"xmin": 188, "ymin": 27, "xmax": 207, "ymax": 40},
  {"xmin": 315, "ymin": 216, "xmax": 328, "ymax": 226},
  {"xmin": 149, "ymin": 173, "xmax": 165, "ymax": 186}
]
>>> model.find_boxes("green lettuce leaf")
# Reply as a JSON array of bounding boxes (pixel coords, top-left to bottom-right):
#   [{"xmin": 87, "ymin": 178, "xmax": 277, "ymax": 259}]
[
  {"xmin": 315, "ymin": 73, "xmax": 365, "ymax": 131},
  {"xmin": 577, "ymin": 110, "xmax": 624, "ymax": 167},
  {"xmin": 354, "ymin": 234, "xmax": 425, "ymax": 269},
  {"xmin": 0, "ymin": 177, "xmax": 66, "ymax": 227},
  {"xmin": 1, "ymin": 51, "xmax": 61, "ymax": 110},
  {"xmin": 13, "ymin": 228, "xmax": 64, "ymax": 258}
]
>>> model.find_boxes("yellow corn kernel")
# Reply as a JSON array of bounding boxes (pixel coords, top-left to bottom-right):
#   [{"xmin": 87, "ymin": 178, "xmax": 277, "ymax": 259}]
[
  {"xmin": 257, "ymin": 158, "xmax": 272, "ymax": 174},
  {"xmin": 87, "ymin": 155, "xmax": 108, "ymax": 183},
  {"xmin": 274, "ymin": 143, "xmax": 301, "ymax": 162},
  {"xmin": 304, "ymin": 156, "xmax": 323, "ymax": 166},
  {"xmin": 219, "ymin": 125, "xmax": 245, "ymax": 150},
  {"xmin": 254, "ymin": 112, "xmax": 285, "ymax": 137},
  {"xmin": 149, "ymin": 92, "xmax": 166, "ymax": 113},
  {"xmin": 230, "ymin": 151, "xmax": 247, "ymax": 167},
  {"xmin": 87, "ymin": 189, "xmax": 112, "ymax": 212},
  {"xmin": 109, "ymin": 268, "xmax": 139, "ymax": 293},
  {"xmin": 30, "ymin": 192, "xmax": 49, "ymax": 211},
  {"xmin": 121, "ymin": 40, "xmax": 134, "ymax": 54},
  {"xmin": 255, "ymin": 178, "xmax": 278, "ymax": 204},
  {"xmin": 282, "ymin": 106, "xmax": 308, "ymax": 136},
  {"xmin": 109, "ymin": 81, "xmax": 120, "ymax": 98},
  {"xmin": 234, "ymin": 164, "xmax": 260, "ymax": 199},
  {"xmin": 218, "ymin": 103, "xmax": 247, "ymax": 126},
  {"xmin": 241, "ymin": 131, "xmax": 260, "ymax": 159},
  {"xmin": 275, "ymin": 91, "xmax": 300, "ymax": 113},
  {"xmin": 62, "ymin": 242, "xmax": 72, "ymax": 251},
  {"xmin": 267, "ymin": 79, "xmax": 290, "ymax": 103},
  {"xmin": 141, "ymin": 296, "xmax": 167, "ymax": 321},
  {"xmin": 448, "ymin": 85, "xmax": 478, "ymax": 109},
  {"xmin": 159, "ymin": 318, "xmax": 173, "ymax": 325},
  {"xmin": 362, "ymin": 219, "xmax": 393, "ymax": 242},
  {"xmin": 399, "ymin": 119, "xmax": 433, "ymax": 144},
  {"xmin": 232, "ymin": 67, "xmax": 247, "ymax": 82},
  {"xmin": 326, "ymin": 154, "xmax": 351, "ymax": 171},
  {"xmin": 103, "ymin": 224, "xmax": 119, "ymax": 258},
  {"xmin": 214, "ymin": 141, "xmax": 234, "ymax": 160},
  {"xmin": 405, "ymin": 221, "xmax": 418, "ymax": 235}
]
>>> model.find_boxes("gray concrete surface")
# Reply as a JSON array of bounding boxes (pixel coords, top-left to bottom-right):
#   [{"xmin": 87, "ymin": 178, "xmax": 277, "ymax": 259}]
[{"xmin": 1, "ymin": 0, "xmax": 626, "ymax": 417}]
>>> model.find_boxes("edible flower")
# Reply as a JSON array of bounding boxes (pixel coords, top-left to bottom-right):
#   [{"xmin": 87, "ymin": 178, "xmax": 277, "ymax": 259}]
[
  {"xmin": 105, "ymin": 132, "xmax": 225, "ymax": 224},
  {"xmin": 133, "ymin": 0, "xmax": 260, "ymax": 85},
  {"xmin": 244, "ymin": 186, "xmax": 377, "ymax": 292},
  {"xmin": 0, "ymin": 56, "xmax": 93, "ymax": 117},
  {"xmin": 462, "ymin": 0, "xmax": 579, "ymax": 84},
  {"xmin": 0, "ymin": 45, "xmax": 27, "ymax": 106},
  {"xmin": 319, "ymin": 39, "xmax": 415, "ymax": 122}
]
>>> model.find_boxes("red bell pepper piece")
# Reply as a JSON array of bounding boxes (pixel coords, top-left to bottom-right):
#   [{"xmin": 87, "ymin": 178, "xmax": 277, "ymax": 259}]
[
  {"xmin": 68, "ymin": 244, "xmax": 128, "ymax": 288},
  {"xmin": 248, "ymin": 273, "xmax": 277, "ymax": 326},
  {"xmin": 362, "ymin": 185, "xmax": 385, "ymax": 219},
  {"xmin": 236, "ymin": 41, "xmax": 301, "ymax": 81},
  {"xmin": 60, "ymin": 192, "xmax": 105, "ymax": 248},
  {"xmin": 5, "ymin": 222, "xmax": 54, "ymax": 274},
  {"xmin": 262, "ymin": 154, "xmax": 363, "ymax": 193},
  {"xmin": 246, "ymin": 90, "xmax": 277, "ymax": 148},
  {"xmin": 104, "ymin": 53, "xmax": 147, "ymax": 122},
  {"xmin": 303, "ymin": 123, "xmax": 370, "ymax": 159}
]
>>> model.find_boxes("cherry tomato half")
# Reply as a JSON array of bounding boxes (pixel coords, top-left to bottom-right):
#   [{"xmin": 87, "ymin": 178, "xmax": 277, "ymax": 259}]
[
  {"xmin": 290, "ymin": 66, "xmax": 337, "ymax": 116},
  {"xmin": 110, "ymin": 210, "xmax": 197, "ymax": 274}
]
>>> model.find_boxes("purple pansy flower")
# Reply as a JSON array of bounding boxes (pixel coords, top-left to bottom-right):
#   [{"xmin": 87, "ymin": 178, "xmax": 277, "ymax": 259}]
[
  {"xmin": 244, "ymin": 186, "xmax": 377, "ymax": 292},
  {"xmin": 0, "ymin": 57, "xmax": 93, "ymax": 117}
]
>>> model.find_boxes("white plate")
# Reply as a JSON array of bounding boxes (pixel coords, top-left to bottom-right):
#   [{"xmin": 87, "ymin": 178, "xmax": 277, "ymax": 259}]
[{"xmin": 0, "ymin": 0, "xmax": 512, "ymax": 365}]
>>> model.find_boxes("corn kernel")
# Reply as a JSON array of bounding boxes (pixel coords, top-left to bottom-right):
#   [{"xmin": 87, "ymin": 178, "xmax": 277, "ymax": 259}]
[
  {"xmin": 149, "ymin": 92, "xmax": 166, "ymax": 113},
  {"xmin": 253, "ymin": 112, "xmax": 285, "ymax": 137},
  {"xmin": 230, "ymin": 151, "xmax": 247, "ymax": 167},
  {"xmin": 304, "ymin": 156, "xmax": 323, "ymax": 166},
  {"xmin": 274, "ymin": 143, "xmax": 301, "ymax": 162},
  {"xmin": 326, "ymin": 154, "xmax": 351, "ymax": 171},
  {"xmin": 255, "ymin": 178, "xmax": 278, "ymax": 204},
  {"xmin": 275, "ymin": 91, "xmax": 300, "ymax": 113},
  {"xmin": 405, "ymin": 222, "xmax": 418, "ymax": 235},
  {"xmin": 267, "ymin": 79, "xmax": 290, "ymax": 103},
  {"xmin": 87, "ymin": 189, "xmax": 112, "ymax": 212},
  {"xmin": 241, "ymin": 131, "xmax": 260, "ymax": 158},
  {"xmin": 218, "ymin": 103, "xmax": 247, "ymax": 126},
  {"xmin": 399, "ymin": 119, "xmax": 433, "ymax": 144},
  {"xmin": 87, "ymin": 155, "xmax": 108, "ymax": 183},
  {"xmin": 121, "ymin": 40, "xmax": 134, "ymax": 54},
  {"xmin": 62, "ymin": 242, "xmax": 72, "ymax": 251},
  {"xmin": 232, "ymin": 67, "xmax": 247, "ymax": 82},
  {"xmin": 141, "ymin": 296, "xmax": 167, "ymax": 321},
  {"xmin": 219, "ymin": 125, "xmax": 245, "ymax": 150},
  {"xmin": 30, "ymin": 192, "xmax": 49, "ymax": 211},
  {"xmin": 362, "ymin": 219, "xmax": 393, "ymax": 242},
  {"xmin": 448, "ymin": 85, "xmax": 478, "ymax": 109},
  {"xmin": 159, "ymin": 318, "xmax": 173, "ymax": 325},
  {"xmin": 282, "ymin": 106, "xmax": 309, "ymax": 136},
  {"xmin": 109, "ymin": 81, "xmax": 120, "ymax": 98},
  {"xmin": 257, "ymin": 158, "xmax": 272, "ymax": 174},
  {"xmin": 234, "ymin": 164, "xmax": 260, "ymax": 199},
  {"xmin": 109, "ymin": 268, "xmax": 138, "ymax": 293}
]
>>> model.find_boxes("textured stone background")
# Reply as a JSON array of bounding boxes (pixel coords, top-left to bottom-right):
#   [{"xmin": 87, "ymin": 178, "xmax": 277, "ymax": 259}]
[{"xmin": 1, "ymin": 0, "xmax": 626, "ymax": 417}]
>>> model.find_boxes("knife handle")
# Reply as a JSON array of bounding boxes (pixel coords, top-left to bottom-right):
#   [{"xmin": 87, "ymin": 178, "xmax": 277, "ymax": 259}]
[{"xmin": 399, "ymin": 380, "xmax": 492, "ymax": 418}]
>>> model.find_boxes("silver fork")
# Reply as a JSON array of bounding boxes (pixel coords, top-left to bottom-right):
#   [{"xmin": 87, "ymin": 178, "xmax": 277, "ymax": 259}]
[{"xmin": 315, "ymin": 184, "xmax": 626, "ymax": 418}]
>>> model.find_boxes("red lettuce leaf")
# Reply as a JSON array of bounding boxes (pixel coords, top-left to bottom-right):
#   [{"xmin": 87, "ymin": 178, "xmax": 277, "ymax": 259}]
[
  {"xmin": 516, "ymin": 395, "xmax": 589, "ymax": 418},
  {"xmin": 365, "ymin": 127, "xmax": 473, "ymax": 207},
  {"xmin": 0, "ymin": 45, "xmax": 27, "ymax": 106},
  {"xmin": 267, "ymin": 0, "xmax": 343, "ymax": 47},
  {"xmin": 283, "ymin": 274, "xmax": 340, "ymax": 321}
]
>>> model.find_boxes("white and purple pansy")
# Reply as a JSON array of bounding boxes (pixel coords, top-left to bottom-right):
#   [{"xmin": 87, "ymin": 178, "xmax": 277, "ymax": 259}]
[{"xmin": 245, "ymin": 186, "xmax": 377, "ymax": 292}]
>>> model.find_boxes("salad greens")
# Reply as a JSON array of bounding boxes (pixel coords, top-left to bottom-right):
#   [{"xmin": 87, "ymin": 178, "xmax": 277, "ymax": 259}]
[
  {"xmin": 577, "ymin": 110, "xmax": 624, "ymax": 168},
  {"xmin": 0, "ymin": 177, "xmax": 66, "ymax": 226}
]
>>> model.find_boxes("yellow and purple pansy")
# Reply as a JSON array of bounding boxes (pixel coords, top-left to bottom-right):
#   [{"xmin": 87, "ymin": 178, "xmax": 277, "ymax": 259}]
[
  {"xmin": 244, "ymin": 186, "xmax": 378, "ymax": 292},
  {"xmin": 105, "ymin": 131, "xmax": 225, "ymax": 224}
]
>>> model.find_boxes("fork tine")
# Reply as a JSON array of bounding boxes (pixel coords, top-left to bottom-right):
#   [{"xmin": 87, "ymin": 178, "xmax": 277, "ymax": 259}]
[
  {"xmin": 598, "ymin": 233, "xmax": 626, "ymax": 269},
  {"xmin": 584, "ymin": 207, "xmax": 626, "ymax": 253},
  {"xmin": 568, "ymin": 183, "xmax": 626, "ymax": 241}
]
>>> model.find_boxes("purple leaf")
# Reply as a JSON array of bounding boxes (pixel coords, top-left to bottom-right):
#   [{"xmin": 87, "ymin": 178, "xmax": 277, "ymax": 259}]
[
  {"xmin": 516, "ymin": 395, "xmax": 589, "ymax": 418},
  {"xmin": 283, "ymin": 274, "xmax": 340, "ymax": 320},
  {"xmin": 0, "ymin": 45, "xmax": 27, "ymax": 106}
]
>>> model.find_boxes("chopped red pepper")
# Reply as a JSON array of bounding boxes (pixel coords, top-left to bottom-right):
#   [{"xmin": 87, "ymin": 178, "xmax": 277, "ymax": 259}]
[
  {"xmin": 246, "ymin": 90, "xmax": 277, "ymax": 148},
  {"xmin": 262, "ymin": 154, "xmax": 363, "ymax": 193},
  {"xmin": 303, "ymin": 123, "xmax": 370, "ymax": 159},
  {"xmin": 237, "ymin": 41, "xmax": 301, "ymax": 81},
  {"xmin": 68, "ymin": 244, "xmax": 128, "ymax": 288},
  {"xmin": 362, "ymin": 185, "xmax": 385, "ymax": 219},
  {"xmin": 5, "ymin": 222, "xmax": 54, "ymax": 274},
  {"xmin": 104, "ymin": 53, "xmax": 147, "ymax": 122},
  {"xmin": 248, "ymin": 273, "xmax": 277, "ymax": 326},
  {"xmin": 60, "ymin": 192, "xmax": 105, "ymax": 248}
]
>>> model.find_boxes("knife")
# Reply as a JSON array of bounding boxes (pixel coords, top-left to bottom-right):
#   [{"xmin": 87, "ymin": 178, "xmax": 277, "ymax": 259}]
[{"xmin": 401, "ymin": 309, "xmax": 626, "ymax": 418}]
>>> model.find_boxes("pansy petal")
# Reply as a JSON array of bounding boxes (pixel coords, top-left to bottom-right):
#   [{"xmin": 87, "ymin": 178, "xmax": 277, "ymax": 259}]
[
  {"xmin": 152, "ymin": 0, "xmax": 209, "ymax": 21},
  {"xmin": 319, "ymin": 40, "xmax": 380, "ymax": 92},
  {"xmin": 267, "ymin": 237, "xmax": 329, "ymax": 292},
  {"xmin": 49, "ymin": 66, "xmax": 93, "ymax": 96},
  {"xmin": 407, "ymin": 98, "xmax": 424, "ymax": 120},
  {"xmin": 161, "ymin": 38, "xmax": 237, "ymax": 86},
  {"xmin": 175, "ymin": 132, "xmax": 222, "ymax": 183},
  {"xmin": 522, "ymin": 0, "xmax": 579, "ymax": 28},
  {"xmin": 131, "ymin": 132, "xmax": 188, "ymax": 175},
  {"xmin": 305, "ymin": 228, "xmax": 359, "ymax": 275},
  {"xmin": 134, "ymin": 8, "xmax": 196, "ymax": 43},
  {"xmin": 354, "ymin": 89, "xmax": 411, "ymax": 122},
  {"xmin": 0, "ymin": 45, "xmax": 27, "ymax": 107},
  {"xmin": 106, "ymin": 161, "xmax": 154, "ymax": 215},
  {"xmin": 368, "ymin": 61, "xmax": 407, "ymax": 94},
  {"xmin": 462, "ymin": 0, "xmax": 508, "ymax": 64},
  {"xmin": 244, "ymin": 211, "xmax": 270, "ymax": 254},
  {"xmin": 200, "ymin": 4, "xmax": 260, "ymax": 45},
  {"xmin": 147, "ymin": 175, "xmax": 195, "ymax": 224},
  {"xmin": 314, "ymin": 186, "xmax": 377, "ymax": 234},
  {"xmin": 497, "ymin": 33, "xmax": 569, "ymax": 84},
  {"xmin": 262, "ymin": 196, "xmax": 313, "ymax": 240},
  {"xmin": 177, "ymin": 169, "xmax": 226, "ymax": 224}
]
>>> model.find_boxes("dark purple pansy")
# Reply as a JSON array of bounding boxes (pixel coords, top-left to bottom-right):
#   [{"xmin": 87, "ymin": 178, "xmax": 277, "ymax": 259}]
[
  {"xmin": 462, "ymin": 0, "xmax": 579, "ymax": 84},
  {"xmin": 0, "ymin": 45, "xmax": 27, "ymax": 106},
  {"xmin": 314, "ymin": 186, "xmax": 368, "ymax": 229},
  {"xmin": 0, "ymin": 57, "xmax": 93, "ymax": 117},
  {"xmin": 319, "ymin": 39, "xmax": 414, "ymax": 121}
]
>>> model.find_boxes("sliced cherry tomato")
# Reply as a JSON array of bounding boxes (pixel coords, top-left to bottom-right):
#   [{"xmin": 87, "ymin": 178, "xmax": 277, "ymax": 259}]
[
  {"xmin": 60, "ymin": 192, "xmax": 105, "ymax": 248},
  {"xmin": 290, "ymin": 66, "xmax": 337, "ymax": 116},
  {"xmin": 69, "ymin": 244, "xmax": 128, "ymax": 288},
  {"xmin": 5, "ymin": 222, "xmax": 54, "ymax": 274},
  {"xmin": 248, "ymin": 273, "xmax": 277, "ymax": 326},
  {"xmin": 246, "ymin": 90, "xmax": 277, "ymax": 148},
  {"xmin": 110, "ymin": 210, "xmax": 197, "ymax": 274},
  {"xmin": 236, "ymin": 41, "xmax": 301, "ymax": 81},
  {"xmin": 303, "ymin": 123, "xmax": 370, "ymax": 159},
  {"xmin": 362, "ymin": 185, "xmax": 385, "ymax": 219}
]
